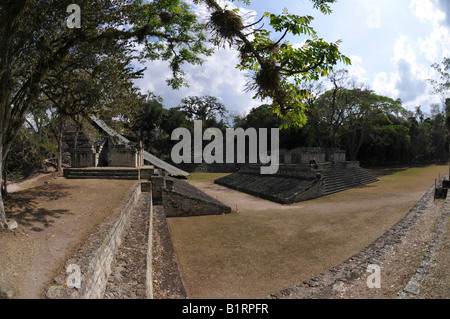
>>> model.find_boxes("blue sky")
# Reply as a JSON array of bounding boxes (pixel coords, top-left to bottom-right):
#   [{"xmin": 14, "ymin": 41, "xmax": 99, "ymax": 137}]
[{"xmin": 135, "ymin": 0, "xmax": 450, "ymax": 117}]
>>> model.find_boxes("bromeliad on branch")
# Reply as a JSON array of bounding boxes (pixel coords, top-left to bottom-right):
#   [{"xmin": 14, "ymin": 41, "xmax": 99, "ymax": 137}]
[{"xmin": 197, "ymin": 0, "xmax": 351, "ymax": 128}]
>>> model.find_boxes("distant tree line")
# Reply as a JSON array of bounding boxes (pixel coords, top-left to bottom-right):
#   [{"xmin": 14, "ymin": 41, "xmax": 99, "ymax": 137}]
[{"xmin": 235, "ymin": 69, "xmax": 450, "ymax": 166}]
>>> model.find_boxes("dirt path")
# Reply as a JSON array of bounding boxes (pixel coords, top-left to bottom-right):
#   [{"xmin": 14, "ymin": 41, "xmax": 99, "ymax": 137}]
[
  {"xmin": 167, "ymin": 165, "xmax": 449, "ymax": 299},
  {"xmin": 6, "ymin": 172, "xmax": 58, "ymax": 194},
  {"xmin": 0, "ymin": 177, "xmax": 137, "ymax": 299}
]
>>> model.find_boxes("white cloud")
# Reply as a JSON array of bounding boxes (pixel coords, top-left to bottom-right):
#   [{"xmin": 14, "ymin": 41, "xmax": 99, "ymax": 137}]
[
  {"xmin": 370, "ymin": 35, "xmax": 433, "ymax": 107},
  {"xmin": 391, "ymin": 35, "xmax": 416, "ymax": 66},
  {"xmin": 347, "ymin": 55, "xmax": 368, "ymax": 84},
  {"xmin": 372, "ymin": 71, "xmax": 399, "ymax": 98},
  {"xmin": 435, "ymin": 0, "xmax": 450, "ymax": 27},
  {"xmin": 408, "ymin": 0, "xmax": 450, "ymax": 63},
  {"xmin": 134, "ymin": 0, "xmax": 261, "ymax": 117},
  {"xmin": 409, "ymin": 0, "xmax": 445, "ymax": 24},
  {"xmin": 135, "ymin": 47, "xmax": 261, "ymax": 115}
]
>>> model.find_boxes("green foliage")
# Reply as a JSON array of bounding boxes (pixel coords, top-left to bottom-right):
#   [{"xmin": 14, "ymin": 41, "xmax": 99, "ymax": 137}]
[
  {"xmin": 5, "ymin": 123, "xmax": 58, "ymax": 177},
  {"xmin": 193, "ymin": 0, "xmax": 351, "ymax": 128},
  {"xmin": 178, "ymin": 95, "xmax": 228, "ymax": 126},
  {"xmin": 121, "ymin": 93, "xmax": 167, "ymax": 146},
  {"xmin": 235, "ymin": 68, "xmax": 449, "ymax": 164},
  {"xmin": 430, "ymin": 57, "xmax": 450, "ymax": 97},
  {"xmin": 161, "ymin": 107, "xmax": 190, "ymax": 135}
]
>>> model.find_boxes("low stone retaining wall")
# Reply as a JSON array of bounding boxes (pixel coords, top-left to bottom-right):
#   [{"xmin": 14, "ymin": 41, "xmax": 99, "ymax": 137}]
[
  {"xmin": 46, "ymin": 182, "xmax": 143, "ymax": 299},
  {"xmin": 162, "ymin": 177, "xmax": 231, "ymax": 217},
  {"xmin": 399, "ymin": 181, "xmax": 450, "ymax": 298},
  {"xmin": 63, "ymin": 167, "xmax": 158, "ymax": 180},
  {"xmin": 268, "ymin": 184, "xmax": 436, "ymax": 299},
  {"xmin": 104, "ymin": 190, "xmax": 153, "ymax": 299}
]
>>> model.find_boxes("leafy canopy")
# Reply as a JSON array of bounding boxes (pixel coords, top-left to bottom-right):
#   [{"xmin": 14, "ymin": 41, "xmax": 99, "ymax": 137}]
[{"xmin": 193, "ymin": 0, "xmax": 351, "ymax": 128}]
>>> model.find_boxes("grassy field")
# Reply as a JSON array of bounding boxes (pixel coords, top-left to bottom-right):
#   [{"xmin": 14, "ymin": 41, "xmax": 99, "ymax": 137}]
[{"xmin": 167, "ymin": 165, "xmax": 448, "ymax": 299}]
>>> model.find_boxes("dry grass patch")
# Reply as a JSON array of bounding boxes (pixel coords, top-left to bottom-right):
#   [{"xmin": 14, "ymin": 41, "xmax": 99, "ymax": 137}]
[
  {"xmin": 167, "ymin": 165, "xmax": 448, "ymax": 299},
  {"xmin": 0, "ymin": 177, "xmax": 137, "ymax": 299}
]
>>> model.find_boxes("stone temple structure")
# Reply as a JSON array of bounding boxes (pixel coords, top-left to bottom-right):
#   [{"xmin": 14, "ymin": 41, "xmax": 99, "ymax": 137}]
[
  {"xmin": 70, "ymin": 135, "xmax": 144, "ymax": 169},
  {"xmin": 63, "ymin": 116, "xmax": 188, "ymax": 176}
]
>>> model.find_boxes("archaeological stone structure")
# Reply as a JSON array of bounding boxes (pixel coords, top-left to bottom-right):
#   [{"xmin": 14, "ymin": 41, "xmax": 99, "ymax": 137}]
[
  {"xmin": 63, "ymin": 115, "xmax": 188, "ymax": 176},
  {"xmin": 64, "ymin": 116, "xmax": 143, "ymax": 168},
  {"xmin": 62, "ymin": 115, "xmax": 229, "ymax": 217},
  {"xmin": 52, "ymin": 116, "xmax": 381, "ymax": 299},
  {"xmin": 215, "ymin": 148, "xmax": 378, "ymax": 204}
]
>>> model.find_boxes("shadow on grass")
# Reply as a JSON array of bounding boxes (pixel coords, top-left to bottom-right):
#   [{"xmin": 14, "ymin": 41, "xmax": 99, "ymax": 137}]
[
  {"xmin": 356, "ymin": 183, "xmax": 379, "ymax": 189},
  {"xmin": 366, "ymin": 167, "xmax": 409, "ymax": 177},
  {"xmin": 4, "ymin": 183, "xmax": 74, "ymax": 231}
]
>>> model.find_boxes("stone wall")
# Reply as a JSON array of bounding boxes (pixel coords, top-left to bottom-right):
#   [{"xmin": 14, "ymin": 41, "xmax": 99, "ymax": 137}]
[
  {"xmin": 71, "ymin": 149, "xmax": 97, "ymax": 168},
  {"xmin": 239, "ymin": 164, "xmax": 319, "ymax": 179},
  {"xmin": 161, "ymin": 177, "xmax": 231, "ymax": 217},
  {"xmin": 268, "ymin": 184, "xmax": 437, "ymax": 299},
  {"xmin": 214, "ymin": 162, "xmax": 376, "ymax": 204},
  {"xmin": 108, "ymin": 146, "xmax": 140, "ymax": 167},
  {"xmin": 162, "ymin": 188, "xmax": 231, "ymax": 217},
  {"xmin": 280, "ymin": 147, "xmax": 346, "ymax": 165},
  {"xmin": 214, "ymin": 172, "xmax": 324, "ymax": 205},
  {"xmin": 46, "ymin": 182, "xmax": 144, "ymax": 299}
]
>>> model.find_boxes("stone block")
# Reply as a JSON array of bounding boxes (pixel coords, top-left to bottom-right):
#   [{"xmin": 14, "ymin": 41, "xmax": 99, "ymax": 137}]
[{"xmin": 141, "ymin": 182, "xmax": 152, "ymax": 193}]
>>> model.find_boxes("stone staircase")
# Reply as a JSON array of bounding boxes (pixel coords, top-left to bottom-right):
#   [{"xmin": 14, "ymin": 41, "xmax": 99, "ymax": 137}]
[{"xmin": 321, "ymin": 163, "xmax": 378, "ymax": 196}]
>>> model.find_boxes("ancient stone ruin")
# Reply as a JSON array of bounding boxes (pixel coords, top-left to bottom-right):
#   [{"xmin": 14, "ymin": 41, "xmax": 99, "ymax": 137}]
[
  {"xmin": 214, "ymin": 148, "xmax": 378, "ymax": 204},
  {"xmin": 62, "ymin": 116, "xmax": 230, "ymax": 217},
  {"xmin": 63, "ymin": 116, "xmax": 188, "ymax": 177}
]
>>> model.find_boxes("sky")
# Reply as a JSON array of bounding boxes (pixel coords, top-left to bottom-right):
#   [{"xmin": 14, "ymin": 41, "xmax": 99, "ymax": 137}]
[{"xmin": 134, "ymin": 0, "xmax": 450, "ymax": 118}]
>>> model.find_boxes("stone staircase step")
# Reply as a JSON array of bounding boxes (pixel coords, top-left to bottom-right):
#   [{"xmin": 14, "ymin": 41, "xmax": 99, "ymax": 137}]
[
  {"xmin": 63, "ymin": 168, "xmax": 161, "ymax": 180},
  {"xmin": 322, "ymin": 165, "xmax": 378, "ymax": 196}
]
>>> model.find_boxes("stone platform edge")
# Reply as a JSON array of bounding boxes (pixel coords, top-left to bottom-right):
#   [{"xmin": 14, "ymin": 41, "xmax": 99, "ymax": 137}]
[
  {"xmin": 267, "ymin": 183, "xmax": 436, "ymax": 299},
  {"xmin": 45, "ymin": 182, "xmax": 152, "ymax": 299}
]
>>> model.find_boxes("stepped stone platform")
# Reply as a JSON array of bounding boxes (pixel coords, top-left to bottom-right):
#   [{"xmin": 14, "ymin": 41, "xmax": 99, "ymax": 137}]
[
  {"xmin": 162, "ymin": 177, "xmax": 231, "ymax": 217},
  {"xmin": 214, "ymin": 162, "xmax": 378, "ymax": 204},
  {"xmin": 321, "ymin": 162, "xmax": 379, "ymax": 196},
  {"xmin": 63, "ymin": 166, "xmax": 163, "ymax": 180}
]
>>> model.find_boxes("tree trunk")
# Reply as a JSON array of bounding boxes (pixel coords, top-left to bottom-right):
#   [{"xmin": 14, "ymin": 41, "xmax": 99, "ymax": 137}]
[
  {"xmin": 0, "ymin": 143, "xmax": 8, "ymax": 229},
  {"xmin": 57, "ymin": 124, "xmax": 63, "ymax": 172},
  {"xmin": 2, "ymin": 168, "xmax": 7, "ymax": 196}
]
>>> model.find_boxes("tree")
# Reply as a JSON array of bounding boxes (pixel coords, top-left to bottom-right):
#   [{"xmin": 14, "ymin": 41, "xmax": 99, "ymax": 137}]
[
  {"xmin": 0, "ymin": 0, "xmax": 347, "ymax": 228},
  {"xmin": 178, "ymin": 95, "xmax": 228, "ymax": 127},
  {"xmin": 430, "ymin": 57, "xmax": 450, "ymax": 97},
  {"xmin": 430, "ymin": 58, "xmax": 450, "ymax": 167},
  {"xmin": 0, "ymin": 0, "xmax": 209, "ymax": 227},
  {"xmin": 221, "ymin": 0, "xmax": 351, "ymax": 127},
  {"xmin": 122, "ymin": 93, "xmax": 167, "ymax": 148},
  {"xmin": 161, "ymin": 107, "xmax": 190, "ymax": 136},
  {"xmin": 307, "ymin": 70, "xmax": 405, "ymax": 160},
  {"xmin": 342, "ymin": 92, "xmax": 404, "ymax": 161}
]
